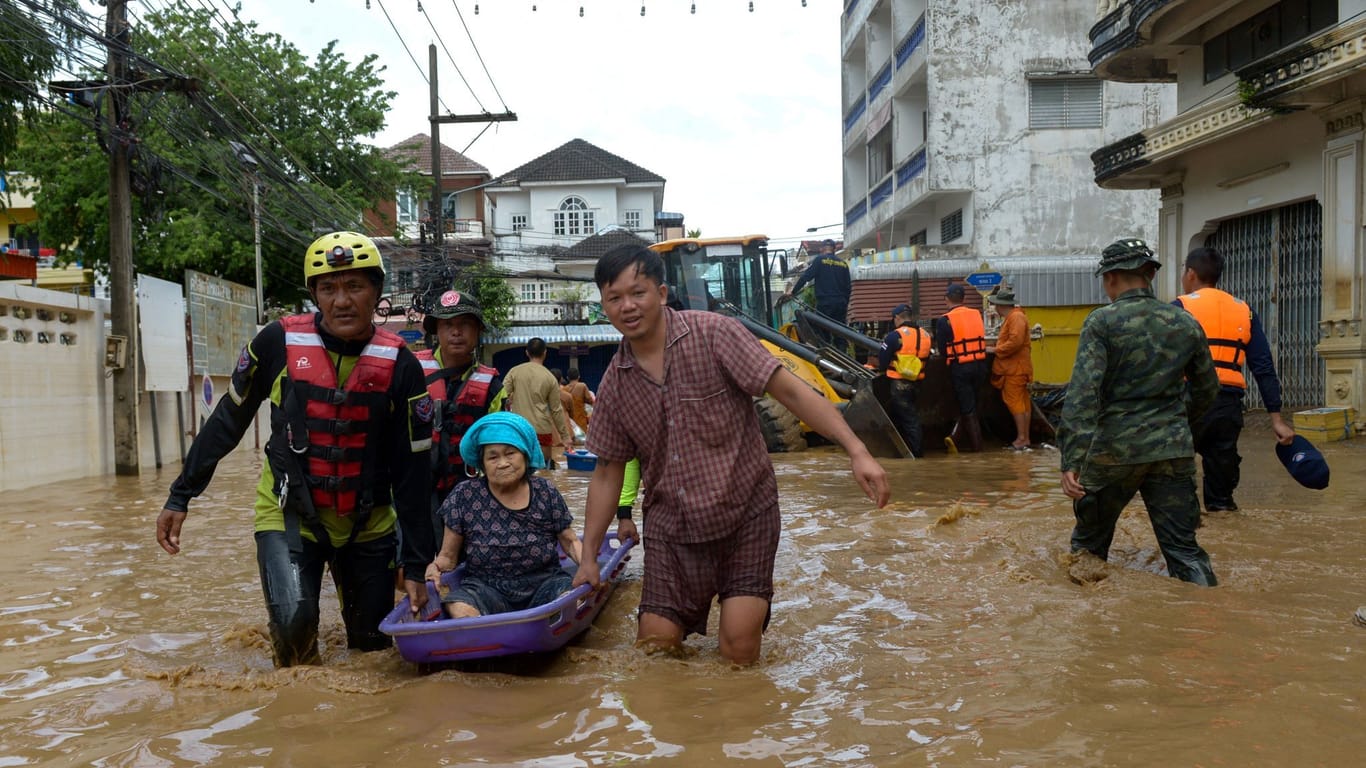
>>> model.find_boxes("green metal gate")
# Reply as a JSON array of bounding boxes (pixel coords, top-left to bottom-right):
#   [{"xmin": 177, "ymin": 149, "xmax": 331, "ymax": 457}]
[{"xmin": 1204, "ymin": 199, "xmax": 1323, "ymax": 410}]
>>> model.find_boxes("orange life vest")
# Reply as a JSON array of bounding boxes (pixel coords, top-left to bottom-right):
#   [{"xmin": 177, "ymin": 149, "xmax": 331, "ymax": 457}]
[
  {"xmin": 887, "ymin": 325, "xmax": 932, "ymax": 380},
  {"xmin": 416, "ymin": 349, "xmax": 497, "ymax": 494},
  {"xmin": 280, "ymin": 315, "xmax": 400, "ymax": 517},
  {"xmin": 944, "ymin": 305, "xmax": 986, "ymax": 364},
  {"xmin": 1178, "ymin": 288, "xmax": 1251, "ymax": 389}
]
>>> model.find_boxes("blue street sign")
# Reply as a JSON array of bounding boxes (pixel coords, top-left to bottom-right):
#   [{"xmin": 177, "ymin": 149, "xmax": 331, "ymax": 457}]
[
  {"xmin": 965, "ymin": 271, "xmax": 1003, "ymax": 290},
  {"xmin": 202, "ymin": 375, "xmax": 214, "ymax": 408},
  {"xmin": 397, "ymin": 329, "xmax": 423, "ymax": 345}
]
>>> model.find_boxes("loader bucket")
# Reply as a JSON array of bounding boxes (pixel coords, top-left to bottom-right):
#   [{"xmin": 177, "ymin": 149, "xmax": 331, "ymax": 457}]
[{"xmin": 841, "ymin": 382, "xmax": 913, "ymax": 460}]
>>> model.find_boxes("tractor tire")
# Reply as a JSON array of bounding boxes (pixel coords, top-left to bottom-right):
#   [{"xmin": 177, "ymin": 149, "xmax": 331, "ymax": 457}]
[{"xmin": 755, "ymin": 397, "xmax": 807, "ymax": 453}]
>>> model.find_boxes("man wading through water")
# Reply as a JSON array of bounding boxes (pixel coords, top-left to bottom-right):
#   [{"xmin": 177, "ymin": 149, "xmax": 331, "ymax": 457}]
[
  {"xmin": 156, "ymin": 232, "xmax": 435, "ymax": 666},
  {"xmin": 573, "ymin": 243, "xmax": 890, "ymax": 665}
]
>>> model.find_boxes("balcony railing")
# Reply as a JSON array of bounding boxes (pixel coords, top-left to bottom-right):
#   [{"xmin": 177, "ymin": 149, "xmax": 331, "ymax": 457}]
[
  {"xmin": 1088, "ymin": 0, "xmax": 1177, "ymax": 69},
  {"xmin": 444, "ymin": 218, "xmax": 485, "ymax": 237},
  {"xmin": 869, "ymin": 61, "xmax": 893, "ymax": 102},
  {"xmin": 1239, "ymin": 16, "xmax": 1366, "ymax": 109},
  {"xmin": 845, "ymin": 199, "xmax": 868, "ymax": 228},
  {"xmin": 895, "ymin": 148, "xmax": 926, "ymax": 187},
  {"xmin": 513, "ymin": 301, "xmax": 587, "ymax": 324},
  {"xmin": 896, "ymin": 15, "xmax": 925, "ymax": 70},
  {"xmin": 1090, "ymin": 132, "xmax": 1151, "ymax": 184},
  {"xmin": 843, "ymin": 95, "xmax": 867, "ymax": 135},
  {"xmin": 870, "ymin": 176, "xmax": 894, "ymax": 210}
]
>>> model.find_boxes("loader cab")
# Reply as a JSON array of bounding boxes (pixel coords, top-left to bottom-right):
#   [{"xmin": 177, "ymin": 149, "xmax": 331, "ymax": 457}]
[{"xmin": 649, "ymin": 235, "xmax": 773, "ymax": 324}]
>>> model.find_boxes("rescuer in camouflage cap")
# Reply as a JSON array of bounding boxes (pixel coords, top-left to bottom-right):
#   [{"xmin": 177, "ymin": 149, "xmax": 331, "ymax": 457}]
[{"xmin": 1095, "ymin": 238, "xmax": 1162, "ymax": 276}]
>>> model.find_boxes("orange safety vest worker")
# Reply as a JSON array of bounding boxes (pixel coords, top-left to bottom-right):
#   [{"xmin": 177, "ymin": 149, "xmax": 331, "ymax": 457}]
[
  {"xmin": 943, "ymin": 305, "xmax": 986, "ymax": 364},
  {"xmin": 887, "ymin": 325, "xmax": 932, "ymax": 380},
  {"xmin": 415, "ymin": 350, "xmax": 498, "ymax": 494},
  {"xmin": 280, "ymin": 314, "xmax": 401, "ymax": 517},
  {"xmin": 1178, "ymin": 288, "xmax": 1251, "ymax": 389}
]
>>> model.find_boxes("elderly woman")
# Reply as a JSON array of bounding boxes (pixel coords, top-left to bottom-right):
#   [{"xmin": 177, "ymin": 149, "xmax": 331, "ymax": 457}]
[{"xmin": 424, "ymin": 412, "xmax": 583, "ymax": 619}]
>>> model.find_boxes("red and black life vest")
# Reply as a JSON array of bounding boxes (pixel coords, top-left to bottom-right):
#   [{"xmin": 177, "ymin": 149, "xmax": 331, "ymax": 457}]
[
  {"xmin": 944, "ymin": 305, "xmax": 986, "ymax": 364},
  {"xmin": 280, "ymin": 314, "xmax": 400, "ymax": 517},
  {"xmin": 1178, "ymin": 288, "xmax": 1252, "ymax": 389},
  {"xmin": 416, "ymin": 349, "xmax": 497, "ymax": 494}
]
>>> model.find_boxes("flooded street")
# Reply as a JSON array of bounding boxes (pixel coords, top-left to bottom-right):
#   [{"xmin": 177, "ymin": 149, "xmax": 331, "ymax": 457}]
[{"xmin": 2, "ymin": 430, "xmax": 1364, "ymax": 766}]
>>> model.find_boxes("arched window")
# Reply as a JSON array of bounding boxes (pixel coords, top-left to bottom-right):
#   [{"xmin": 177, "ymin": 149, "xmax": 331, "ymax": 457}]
[{"xmin": 553, "ymin": 196, "xmax": 594, "ymax": 236}]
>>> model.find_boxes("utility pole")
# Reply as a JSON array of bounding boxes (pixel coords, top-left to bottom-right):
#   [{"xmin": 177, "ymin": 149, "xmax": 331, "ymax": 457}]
[
  {"xmin": 107, "ymin": 0, "xmax": 139, "ymax": 476},
  {"xmin": 100, "ymin": 1, "xmax": 197, "ymax": 475},
  {"xmin": 426, "ymin": 44, "xmax": 515, "ymax": 280}
]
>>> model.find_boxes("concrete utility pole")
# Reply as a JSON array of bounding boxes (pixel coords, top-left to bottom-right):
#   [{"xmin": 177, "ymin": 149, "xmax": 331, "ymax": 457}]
[
  {"xmin": 426, "ymin": 43, "xmax": 516, "ymax": 256},
  {"xmin": 100, "ymin": 1, "xmax": 197, "ymax": 474},
  {"xmin": 107, "ymin": 0, "xmax": 140, "ymax": 476}
]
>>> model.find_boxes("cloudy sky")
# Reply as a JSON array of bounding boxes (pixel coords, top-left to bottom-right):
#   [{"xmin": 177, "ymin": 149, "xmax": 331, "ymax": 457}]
[{"xmin": 235, "ymin": 0, "xmax": 847, "ymax": 248}]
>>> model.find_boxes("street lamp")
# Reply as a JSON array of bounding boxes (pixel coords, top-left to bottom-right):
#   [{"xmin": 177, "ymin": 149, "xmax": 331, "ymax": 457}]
[
  {"xmin": 230, "ymin": 141, "xmax": 265, "ymax": 325},
  {"xmin": 806, "ymin": 222, "xmax": 842, "ymax": 233}
]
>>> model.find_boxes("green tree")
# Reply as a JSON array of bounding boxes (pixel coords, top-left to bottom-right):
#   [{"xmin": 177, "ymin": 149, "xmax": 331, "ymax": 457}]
[
  {"xmin": 11, "ymin": 1, "xmax": 410, "ymax": 308},
  {"xmin": 686, "ymin": 228, "xmax": 702, "ymax": 238},
  {"xmin": 0, "ymin": 0, "xmax": 77, "ymax": 171},
  {"xmin": 453, "ymin": 263, "xmax": 517, "ymax": 332}
]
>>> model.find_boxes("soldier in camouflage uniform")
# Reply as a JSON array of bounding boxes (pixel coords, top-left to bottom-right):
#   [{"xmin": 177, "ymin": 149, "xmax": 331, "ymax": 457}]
[{"xmin": 1059, "ymin": 239, "xmax": 1221, "ymax": 586}]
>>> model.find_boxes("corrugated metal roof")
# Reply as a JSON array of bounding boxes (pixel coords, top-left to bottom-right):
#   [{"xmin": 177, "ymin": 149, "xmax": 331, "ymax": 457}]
[
  {"xmin": 855, "ymin": 256, "xmax": 1106, "ymax": 306},
  {"xmin": 486, "ymin": 324, "xmax": 622, "ymax": 346},
  {"xmin": 849, "ymin": 277, "xmax": 955, "ymax": 322}
]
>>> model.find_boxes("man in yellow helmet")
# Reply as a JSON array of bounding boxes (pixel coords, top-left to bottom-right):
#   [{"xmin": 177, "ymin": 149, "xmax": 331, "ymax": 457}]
[{"xmin": 155, "ymin": 232, "xmax": 435, "ymax": 666}]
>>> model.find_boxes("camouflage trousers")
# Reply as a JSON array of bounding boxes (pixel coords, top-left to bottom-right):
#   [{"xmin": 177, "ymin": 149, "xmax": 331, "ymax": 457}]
[{"xmin": 1070, "ymin": 457, "xmax": 1217, "ymax": 586}]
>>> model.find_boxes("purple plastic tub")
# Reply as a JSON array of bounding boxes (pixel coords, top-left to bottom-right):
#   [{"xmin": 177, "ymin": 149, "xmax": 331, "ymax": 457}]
[{"xmin": 380, "ymin": 534, "xmax": 635, "ymax": 664}]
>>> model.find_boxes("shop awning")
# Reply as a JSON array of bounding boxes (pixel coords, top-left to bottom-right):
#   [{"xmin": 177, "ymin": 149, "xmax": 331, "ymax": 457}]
[{"xmin": 486, "ymin": 324, "xmax": 623, "ymax": 346}]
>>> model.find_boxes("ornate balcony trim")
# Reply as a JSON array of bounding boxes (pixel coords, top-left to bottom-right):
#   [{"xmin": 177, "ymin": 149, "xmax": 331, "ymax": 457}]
[
  {"xmin": 1088, "ymin": 0, "xmax": 1177, "ymax": 69},
  {"xmin": 1092, "ymin": 95, "xmax": 1275, "ymax": 184},
  {"xmin": 1240, "ymin": 17, "xmax": 1366, "ymax": 108}
]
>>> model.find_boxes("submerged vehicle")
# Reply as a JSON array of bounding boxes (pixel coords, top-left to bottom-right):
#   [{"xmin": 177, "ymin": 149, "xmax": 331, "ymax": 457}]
[{"xmin": 648, "ymin": 235, "xmax": 911, "ymax": 459}]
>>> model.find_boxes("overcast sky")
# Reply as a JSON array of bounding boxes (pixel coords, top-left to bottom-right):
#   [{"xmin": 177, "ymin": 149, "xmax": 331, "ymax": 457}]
[{"xmin": 234, "ymin": 0, "xmax": 846, "ymax": 249}]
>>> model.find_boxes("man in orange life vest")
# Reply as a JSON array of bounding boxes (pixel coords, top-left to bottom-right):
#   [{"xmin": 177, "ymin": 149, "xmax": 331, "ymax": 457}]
[
  {"xmin": 936, "ymin": 283, "xmax": 988, "ymax": 452},
  {"xmin": 416, "ymin": 289, "xmax": 505, "ymax": 531},
  {"xmin": 156, "ymin": 232, "xmax": 435, "ymax": 667},
  {"xmin": 878, "ymin": 303, "xmax": 933, "ymax": 457},
  {"xmin": 1175, "ymin": 246, "xmax": 1296, "ymax": 512}
]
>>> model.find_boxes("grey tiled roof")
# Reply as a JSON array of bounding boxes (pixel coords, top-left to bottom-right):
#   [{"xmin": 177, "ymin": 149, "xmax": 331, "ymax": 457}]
[
  {"xmin": 562, "ymin": 228, "xmax": 653, "ymax": 260},
  {"xmin": 385, "ymin": 133, "xmax": 489, "ymax": 176},
  {"xmin": 501, "ymin": 138, "xmax": 664, "ymax": 184}
]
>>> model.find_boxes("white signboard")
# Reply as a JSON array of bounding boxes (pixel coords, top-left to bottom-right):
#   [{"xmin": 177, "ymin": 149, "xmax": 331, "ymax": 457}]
[{"xmin": 136, "ymin": 273, "xmax": 190, "ymax": 392}]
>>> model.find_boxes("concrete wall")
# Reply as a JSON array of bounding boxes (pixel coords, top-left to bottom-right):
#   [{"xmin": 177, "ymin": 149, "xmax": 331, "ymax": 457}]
[
  {"xmin": 0, "ymin": 282, "xmax": 265, "ymax": 493},
  {"xmin": 924, "ymin": 0, "xmax": 1173, "ymax": 261}
]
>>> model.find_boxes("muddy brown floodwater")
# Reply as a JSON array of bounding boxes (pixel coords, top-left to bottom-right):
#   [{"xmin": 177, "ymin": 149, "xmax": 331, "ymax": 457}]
[{"xmin": 1, "ymin": 428, "xmax": 1364, "ymax": 766}]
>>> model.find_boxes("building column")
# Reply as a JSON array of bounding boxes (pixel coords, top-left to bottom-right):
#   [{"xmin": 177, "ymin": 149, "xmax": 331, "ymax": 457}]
[
  {"xmin": 1157, "ymin": 181, "xmax": 1184, "ymax": 301},
  {"xmin": 1318, "ymin": 102, "xmax": 1366, "ymax": 422}
]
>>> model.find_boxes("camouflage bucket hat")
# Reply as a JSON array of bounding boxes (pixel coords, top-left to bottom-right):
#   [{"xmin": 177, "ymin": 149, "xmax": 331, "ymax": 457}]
[{"xmin": 1095, "ymin": 238, "xmax": 1161, "ymax": 276}]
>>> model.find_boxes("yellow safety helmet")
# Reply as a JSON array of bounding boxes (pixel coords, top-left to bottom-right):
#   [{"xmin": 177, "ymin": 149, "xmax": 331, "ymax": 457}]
[{"xmin": 304, "ymin": 231, "xmax": 386, "ymax": 283}]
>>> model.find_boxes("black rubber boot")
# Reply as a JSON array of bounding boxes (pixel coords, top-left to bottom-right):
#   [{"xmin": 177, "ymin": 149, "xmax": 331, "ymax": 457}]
[{"xmin": 962, "ymin": 412, "xmax": 984, "ymax": 453}]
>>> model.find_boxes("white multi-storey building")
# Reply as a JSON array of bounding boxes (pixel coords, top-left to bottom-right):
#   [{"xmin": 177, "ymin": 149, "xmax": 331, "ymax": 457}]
[{"xmin": 839, "ymin": 0, "xmax": 1173, "ymax": 326}]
